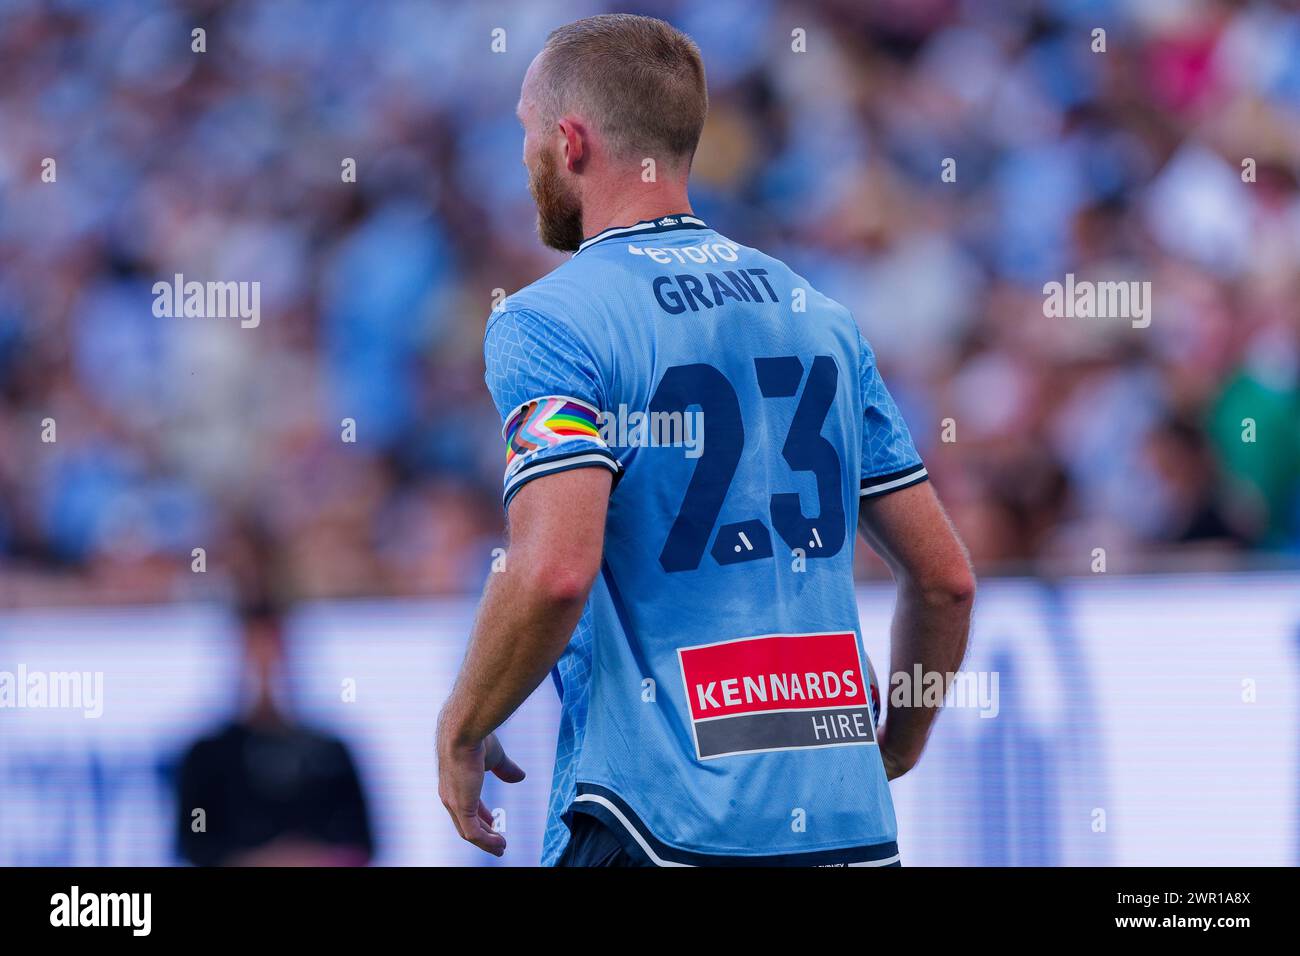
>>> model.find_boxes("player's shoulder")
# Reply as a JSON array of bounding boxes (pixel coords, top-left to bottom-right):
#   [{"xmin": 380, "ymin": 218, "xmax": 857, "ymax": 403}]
[
  {"xmin": 719, "ymin": 233, "xmax": 855, "ymax": 311},
  {"xmin": 773, "ymin": 250, "xmax": 856, "ymax": 322},
  {"xmin": 484, "ymin": 254, "xmax": 605, "ymax": 345}
]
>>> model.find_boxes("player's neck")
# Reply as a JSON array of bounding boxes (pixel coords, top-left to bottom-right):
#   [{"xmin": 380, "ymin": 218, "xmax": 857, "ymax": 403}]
[{"xmin": 581, "ymin": 181, "xmax": 694, "ymax": 240}]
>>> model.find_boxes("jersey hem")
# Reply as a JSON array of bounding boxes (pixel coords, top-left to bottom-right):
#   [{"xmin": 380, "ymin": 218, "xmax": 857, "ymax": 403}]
[{"xmin": 569, "ymin": 783, "xmax": 901, "ymax": 867}]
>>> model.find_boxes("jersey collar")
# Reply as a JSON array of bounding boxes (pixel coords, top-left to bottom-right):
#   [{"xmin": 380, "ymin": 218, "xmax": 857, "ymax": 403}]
[{"xmin": 574, "ymin": 214, "xmax": 709, "ymax": 255}]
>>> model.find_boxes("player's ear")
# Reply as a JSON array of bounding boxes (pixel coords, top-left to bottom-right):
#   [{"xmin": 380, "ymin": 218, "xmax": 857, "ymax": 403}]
[{"xmin": 558, "ymin": 117, "xmax": 585, "ymax": 172}]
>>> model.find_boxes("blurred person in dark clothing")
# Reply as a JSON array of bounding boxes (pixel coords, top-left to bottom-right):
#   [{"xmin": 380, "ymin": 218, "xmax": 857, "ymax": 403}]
[
  {"xmin": 175, "ymin": 599, "xmax": 374, "ymax": 866},
  {"xmin": 1145, "ymin": 416, "xmax": 1254, "ymax": 549}
]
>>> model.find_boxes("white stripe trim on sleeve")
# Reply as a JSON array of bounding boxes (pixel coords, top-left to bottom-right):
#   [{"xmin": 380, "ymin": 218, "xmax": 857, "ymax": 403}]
[
  {"xmin": 503, "ymin": 451, "xmax": 619, "ymax": 501},
  {"xmin": 859, "ymin": 466, "xmax": 928, "ymax": 497}
]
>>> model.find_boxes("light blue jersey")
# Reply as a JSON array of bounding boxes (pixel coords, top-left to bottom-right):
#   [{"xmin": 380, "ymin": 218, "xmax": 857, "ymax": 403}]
[{"xmin": 484, "ymin": 215, "xmax": 927, "ymax": 866}]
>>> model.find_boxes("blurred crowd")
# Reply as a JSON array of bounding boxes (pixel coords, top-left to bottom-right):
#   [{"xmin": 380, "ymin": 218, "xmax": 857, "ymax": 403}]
[{"xmin": 2, "ymin": 0, "xmax": 1299, "ymax": 605}]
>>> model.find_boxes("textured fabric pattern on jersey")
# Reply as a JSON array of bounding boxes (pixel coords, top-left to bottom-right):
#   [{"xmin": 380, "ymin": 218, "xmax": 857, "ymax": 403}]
[
  {"xmin": 541, "ymin": 609, "xmax": 595, "ymax": 865},
  {"xmin": 481, "ymin": 216, "xmax": 926, "ymax": 866},
  {"xmin": 857, "ymin": 331, "xmax": 926, "ymax": 493}
]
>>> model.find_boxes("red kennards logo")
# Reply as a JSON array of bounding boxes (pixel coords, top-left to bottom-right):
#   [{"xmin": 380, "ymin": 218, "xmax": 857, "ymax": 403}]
[{"xmin": 678, "ymin": 631, "xmax": 877, "ymax": 759}]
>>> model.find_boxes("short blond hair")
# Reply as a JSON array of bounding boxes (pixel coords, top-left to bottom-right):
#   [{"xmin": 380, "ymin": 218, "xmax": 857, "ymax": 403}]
[{"xmin": 535, "ymin": 14, "xmax": 708, "ymax": 169}]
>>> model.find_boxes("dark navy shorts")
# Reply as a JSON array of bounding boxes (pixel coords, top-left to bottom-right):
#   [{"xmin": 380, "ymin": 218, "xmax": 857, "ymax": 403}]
[
  {"xmin": 555, "ymin": 807, "xmax": 902, "ymax": 867},
  {"xmin": 556, "ymin": 810, "xmax": 656, "ymax": 867}
]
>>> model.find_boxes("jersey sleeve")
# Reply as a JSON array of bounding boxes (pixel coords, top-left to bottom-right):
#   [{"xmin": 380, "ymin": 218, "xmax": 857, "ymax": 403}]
[
  {"xmin": 484, "ymin": 307, "xmax": 620, "ymax": 509},
  {"xmin": 857, "ymin": 329, "xmax": 928, "ymax": 499}
]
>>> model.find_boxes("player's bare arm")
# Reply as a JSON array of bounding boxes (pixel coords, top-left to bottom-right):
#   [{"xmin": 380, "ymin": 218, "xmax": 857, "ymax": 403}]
[
  {"xmin": 436, "ymin": 467, "xmax": 612, "ymax": 855},
  {"xmin": 858, "ymin": 481, "xmax": 975, "ymax": 780}
]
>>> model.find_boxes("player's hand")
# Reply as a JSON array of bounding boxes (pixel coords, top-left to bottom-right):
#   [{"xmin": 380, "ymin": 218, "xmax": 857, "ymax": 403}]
[{"xmin": 436, "ymin": 731, "xmax": 526, "ymax": 856}]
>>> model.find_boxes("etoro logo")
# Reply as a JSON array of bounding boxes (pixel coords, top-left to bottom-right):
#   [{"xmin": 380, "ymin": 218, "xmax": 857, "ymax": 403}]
[{"xmin": 678, "ymin": 631, "xmax": 878, "ymax": 760}]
